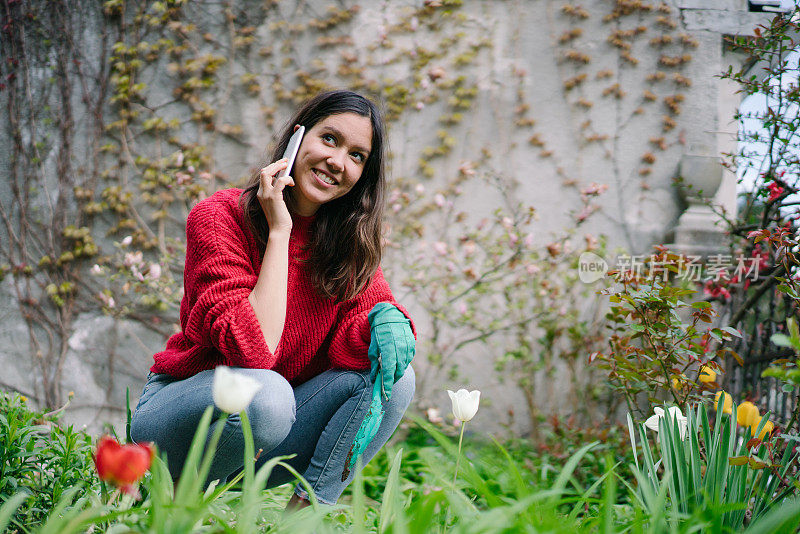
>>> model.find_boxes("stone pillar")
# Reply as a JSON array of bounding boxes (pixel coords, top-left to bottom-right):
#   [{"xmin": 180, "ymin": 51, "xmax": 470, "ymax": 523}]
[{"xmin": 671, "ymin": 154, "xmax": 727, "ymax": 257}]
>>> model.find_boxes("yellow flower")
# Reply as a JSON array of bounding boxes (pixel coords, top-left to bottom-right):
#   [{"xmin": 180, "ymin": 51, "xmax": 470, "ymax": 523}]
[
  {"xmin": 20, "ymin": 396, "xmax": 27, "ymax": 402},
  {"xmin": 671, "ymin": 374, "xmax": 687, "ymax": 390},
  {"xmin": 737, "ymin": 401, "xmax": 760, "ymax": 428},
  {"xmin": 751, "ymin": 417, "xmax": 774, "ymax": 440},
  {"xmin": 699, "ymin": 365, "xmax": 716, "ymax": 384},
  {"xmin": 715, "ymin": 391, "xmax": 732, "ymax": 415}
]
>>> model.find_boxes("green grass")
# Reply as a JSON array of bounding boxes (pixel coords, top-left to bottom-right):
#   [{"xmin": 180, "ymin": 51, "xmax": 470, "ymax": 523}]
[{"xmin": 2, "ymin": 391, "xmax": 800, "ymax": 533}]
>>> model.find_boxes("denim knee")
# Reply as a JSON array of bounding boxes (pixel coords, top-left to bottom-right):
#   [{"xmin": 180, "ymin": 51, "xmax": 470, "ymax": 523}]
[
  {"xmin": 389, "ymin": 365, "xmax": 415, "ymax": 414},
  {"xmin": 241, "ymin": 369, "xmax": 297, "ymax": 451}
]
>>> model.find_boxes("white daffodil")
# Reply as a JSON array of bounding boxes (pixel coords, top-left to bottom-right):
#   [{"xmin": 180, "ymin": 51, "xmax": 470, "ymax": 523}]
[
  {"xmin": 212, "ymin": 366, "xmax": 262, "ymax": 413},
  {"xmin": 447, "ymin": 389, "xmax": 481, "ymax": 423},
  {"xmin": 645, "ymin": 406, "xmax": 688, "ymax": 440}
]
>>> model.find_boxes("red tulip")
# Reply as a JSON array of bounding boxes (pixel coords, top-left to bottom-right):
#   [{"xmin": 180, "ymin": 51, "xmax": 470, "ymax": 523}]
[{"xmin": 93, "ymin": 435, "xmax": 154, "ymax": 496}]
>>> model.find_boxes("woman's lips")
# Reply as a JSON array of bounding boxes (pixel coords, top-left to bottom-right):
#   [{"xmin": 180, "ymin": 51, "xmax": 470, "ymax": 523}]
[{"xmin": 312, "ymin": 168, "xmax": 336, "ymax": 187}]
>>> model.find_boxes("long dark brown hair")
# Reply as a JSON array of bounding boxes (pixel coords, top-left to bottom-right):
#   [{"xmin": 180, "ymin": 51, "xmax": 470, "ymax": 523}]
[{"xmin": 240, "ymin": 90, "xmax": 387, "ymax": 302}]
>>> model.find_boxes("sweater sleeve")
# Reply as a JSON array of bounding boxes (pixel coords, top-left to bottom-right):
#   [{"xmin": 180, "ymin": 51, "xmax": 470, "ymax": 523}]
[
  {"xmin": 181, "ymin": 198, "xmax": 277, "ymax": 370},
  {"xmin": 328, "ymin": 266, "xmax": 416, "ymax": 370}
]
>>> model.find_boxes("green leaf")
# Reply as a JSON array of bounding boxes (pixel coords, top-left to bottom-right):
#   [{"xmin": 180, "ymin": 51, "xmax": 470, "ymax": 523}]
[
  {"xmin": 721, "ymin": 326, "xmax": 742, "ymax": 338},
  {"xmin": 0, "ymin": 492, "xmax": 28, "ymax": 532},
  {"xmin": 771, "ymin": 333, "xmax": 794, "ymax": 348},
  {"xmin": 729, "ymin": 455, "xmax": 749, "ymax": 466},
  {"xmin": 379, "ymin": 448, "xmax": 406, "ymax": 534}
]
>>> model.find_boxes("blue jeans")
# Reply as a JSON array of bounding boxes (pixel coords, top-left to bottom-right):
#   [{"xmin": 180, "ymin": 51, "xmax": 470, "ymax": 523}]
[{"xmin": 129, "ymin": 366, "xmax": 414, "ymax": 505}]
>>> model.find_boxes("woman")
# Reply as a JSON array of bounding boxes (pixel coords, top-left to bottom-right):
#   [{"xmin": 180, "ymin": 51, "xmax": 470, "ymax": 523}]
[{"xmin": 130, "ymin": 90, "xmax": 416, "ymax": 508}]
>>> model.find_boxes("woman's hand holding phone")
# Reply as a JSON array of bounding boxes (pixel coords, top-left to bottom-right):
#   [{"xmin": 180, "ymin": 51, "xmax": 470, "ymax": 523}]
[{"xmin": 256, "ymin": 158, "xmax": 294, "ymax": 237}]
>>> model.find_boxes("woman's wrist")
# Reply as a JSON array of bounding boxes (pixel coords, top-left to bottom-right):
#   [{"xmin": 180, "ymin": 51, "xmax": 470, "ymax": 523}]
[{"xmin": 267, "ymin": 229, "xmax": 291, "ymax": 243}]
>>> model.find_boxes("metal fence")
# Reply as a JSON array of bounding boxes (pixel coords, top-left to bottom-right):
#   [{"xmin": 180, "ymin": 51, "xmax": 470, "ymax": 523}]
[
  {"xmin": 725, "ymin": 286, "xmax": 799, "ymax": 426},
  {"xmin": 724, "ymin": 290, "xmax": 800, "ymax": 426}
]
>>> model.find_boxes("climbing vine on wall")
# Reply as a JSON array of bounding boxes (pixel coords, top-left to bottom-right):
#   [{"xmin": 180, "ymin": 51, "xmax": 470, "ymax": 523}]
[{"xmin": 1, "ymin": 0, "xmax": 705, "ymax": 433}]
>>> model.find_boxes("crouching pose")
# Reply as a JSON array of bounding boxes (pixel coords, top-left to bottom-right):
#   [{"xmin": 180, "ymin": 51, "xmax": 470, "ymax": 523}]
[{"xmin": 131, "ymin": 90, "xmax": 415, "ymax": 507}]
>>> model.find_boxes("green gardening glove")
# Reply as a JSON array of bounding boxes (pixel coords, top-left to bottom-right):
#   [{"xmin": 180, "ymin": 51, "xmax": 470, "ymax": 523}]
[
  {"xmin": 366, "ymin": 303, "xmax": 415, "ymax": 402},
  {"xmin": 344, "ymin": 303, "xmax": 414, "ymax": 475}
]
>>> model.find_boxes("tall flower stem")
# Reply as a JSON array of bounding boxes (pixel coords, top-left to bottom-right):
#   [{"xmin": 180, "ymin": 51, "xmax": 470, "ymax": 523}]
[{"xmin": 453, "ymin": 421, "xmax": 466, "ymax": 486}]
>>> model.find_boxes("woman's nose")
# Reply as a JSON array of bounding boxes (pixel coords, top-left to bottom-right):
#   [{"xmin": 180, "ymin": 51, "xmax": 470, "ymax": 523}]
[{"xmin": 326, "ymin": 154, "xmax": 344, "ymax": 172}]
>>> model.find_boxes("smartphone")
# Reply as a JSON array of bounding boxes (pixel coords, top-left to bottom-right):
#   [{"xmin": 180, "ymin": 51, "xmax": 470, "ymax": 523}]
[{"xmin": 275, "ymin": 126, "xmax": 305, "ymax": 183}]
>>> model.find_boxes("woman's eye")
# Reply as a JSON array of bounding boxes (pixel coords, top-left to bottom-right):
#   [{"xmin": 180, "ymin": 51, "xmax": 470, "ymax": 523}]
[
  {"xmin": 351, "ymin": 152, "xmax": 365, "ymax": 163},
  {"xmin": 322, "ymin": 134, "xmax": 336, "ymax": 144}
]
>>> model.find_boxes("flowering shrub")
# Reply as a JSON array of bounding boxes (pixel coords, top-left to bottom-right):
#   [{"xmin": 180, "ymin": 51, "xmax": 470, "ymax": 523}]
[
  {"xmin": 390, "ymin": 166, "xmax": 608, "ymax": 434},
  {"xmin": 593, "ymin": 249, "xmax": 741, "ymax": 417}
]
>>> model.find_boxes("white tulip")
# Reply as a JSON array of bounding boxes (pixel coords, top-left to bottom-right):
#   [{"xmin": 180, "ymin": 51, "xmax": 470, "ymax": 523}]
[
  {"xmin": 447, "ymin": 389, "xmax": 481, "ymax": 422},
  {"xmin": 212, "ymin": 366, "xmax": 262, "ymax": 413},
  {"xmin": 645, "ymin": 406, "xmax": 688, "ymax": 440}
]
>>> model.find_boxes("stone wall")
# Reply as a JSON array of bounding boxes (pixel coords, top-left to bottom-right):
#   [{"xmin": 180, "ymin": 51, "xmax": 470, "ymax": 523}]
[{"xmin": 0, "ymin": 0, "xmax": 774, "ymax": 435}]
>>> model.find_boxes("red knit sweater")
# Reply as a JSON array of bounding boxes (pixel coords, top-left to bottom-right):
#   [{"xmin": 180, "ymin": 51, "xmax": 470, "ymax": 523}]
[{"xmin": 150, "ymin": 188, "xmax": 414, "ymax": 384}]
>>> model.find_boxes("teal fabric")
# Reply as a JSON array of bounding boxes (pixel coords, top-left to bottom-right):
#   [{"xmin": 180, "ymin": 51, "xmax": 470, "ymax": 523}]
[
  {"xmin": 366, "ymin": 303, "xmax": 415, "ymax": 400},
  {"xmin": 346, "ymin": 379, "xmax": 384, "ymax": 471},
  {"xmin": 347, "ymin": 303, "xmax": 415, "ymax": 469}
]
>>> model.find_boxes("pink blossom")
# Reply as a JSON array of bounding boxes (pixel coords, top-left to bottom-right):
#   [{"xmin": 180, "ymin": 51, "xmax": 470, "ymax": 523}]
[
  {"xmin": 580, "ymin": 182, "xmax": 609, "ymax": 199},
  {"xmin": 147, "ymin": 263, "xmax": 162, "ymax": 281},
  {"xmin": 457, "ymin": 301, "xmax": 468, "ymax": 315},
  {"xmin": 428, "ymin": 66, "xmax": 446, "ymax": 81},
  {"xmin": 426, "ymin": 407, "xmax": 443, "ymax": 424},
  {"xmin": 124, "ymin": 251, "xmax": 143, "ymax": 268},
  {"xmin": 576, "ymin": 206, "xmax": 592, "ymax": 222},
  {"xmin": 433, "ymin": 241, "xmax": 448, "ymax": 256},
  {"xmin": 90, "ymin": 264, "xmax": 103, "ymax": 276},
  {"xmin": 176, "ymin": 172, "xmax": 192, "ymax": 185},
  {"xmin": 199, "ymin": 171, "xmax": 213, "ymax": 181},
  {"xmin": 392, "ymin": 203, "xmax": 402, "ymax": 213},
  {"xmin": 121, "ymin": 236, "xmax": 133, "ymax": 247},
  {"xmin": 524, "ymin": 234, "xmax": 534, "ymax": 248},
  {"xmin": 187, "ymin": 165, "xmax": 195, "ymax": 173},
  {"xmin": 131, "ymin": 265, "xmax": 144, "ymax": 282},
  {"xmin": 767, "ymin": 181, "xmax": 784, "ymax": 202},
  {"xmin": 415, "ymin": 102, "xmax": 425, "ymax": 110},
  {"xmin": 508, "ymin": 233, "xmax": 519, "ymax": 245},
  {"xmin": 463, "ymin": 240, "xmax": 477, "ymax": 256},
  {"xmin": 501, "ymin": 217, "xmax": 513, "ymax": 229},
  {"xmin": 175, "ymin": 152, "xmax": 184, "ymax": 167},
  {"xmin": 434, "ymin": 194, "xmax": 446, "ymax": 207},
  {"xmin": 703, "ymin": 280, "xmax": 731, "ymax": 302},
  {"xmin": 546, "ymin": 243, "xmax": 562, "ymax": 257},
  {"xmin": 415, "ymin": 184, "xmax": 425, "ymax": 194},
  {"xmin": 526, "ymin": 264, "xmax": 541, "ymax": 275},
  {"xmin": 99, "ymin": 292, "xmax": 116, "ymax": 309},
  {"xmin": 458, "ymin": 161, "xmax": 475, "ymax": 176}
]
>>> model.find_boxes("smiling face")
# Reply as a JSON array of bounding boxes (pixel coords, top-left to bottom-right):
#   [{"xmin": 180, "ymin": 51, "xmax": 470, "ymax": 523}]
[{"xmin": 290, "ymin": 112, "xmax": 373, "ymax": 216}]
